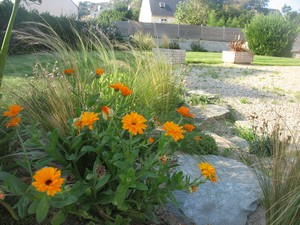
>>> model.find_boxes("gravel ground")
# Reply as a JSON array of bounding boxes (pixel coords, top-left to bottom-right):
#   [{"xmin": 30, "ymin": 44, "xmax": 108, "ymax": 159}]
[{"xmin": 185, "ymin": 64, "xmax": 300, "ymax": 143}]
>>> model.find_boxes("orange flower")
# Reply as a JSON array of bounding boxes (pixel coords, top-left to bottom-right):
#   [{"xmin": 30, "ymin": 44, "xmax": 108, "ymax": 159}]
[
  {"xmin": 162, "ymin": 121, "xmax": 185, "ymax": 142},
  {"xmin": 101, "ymin": 106, "xmax": 114, "ymax": 120},
  {"xmin": 80, "ymin": 112, "xmax": 99, "ymax": 130},
  {"xmin": 0, "ymin": 190, "xmax": 5, "ymax": 200},
  {"xmin": 32, "ymin": 167, "xmax": 64, "ymax": 196},
  {"xmin": 198, "ymin": 162, "xmax": 217, "ymax": 183},
  {"xmin": 148, "ymin": 137, "xmax": 155, "ymax": 143},
  {"xmin": 64, "ymin": 69, "xmax": 75, "ymax": 75},
  {"xmin": 184, "ymin": 124, "xmax": 195, "ymax": 132},
  {"xmin": 176, "ymin": 106, "xmax": 194, "ymax": 118},
  {"xmin": 160, "ymin": 155, "xmax": 167, "ymax": 164},
  {"xmin": 119, "ymin": 85, "xmax": 133, "ymax": 97},
  {"xmin": 195, "ymin": 136, "xmax": 202, "ymax": 141},
  {"xmin": 191, "ymin": 186, "xmax": 197, "ymax": 192},
  {"xmin": 6, "ymin": 117, "xmax": 21, "ymax": 128},
  {"xmin": 3, "ymin": 105, "xmax": 23, "ymax": 117},
  {"xmin": 95, "ymin": 68, "xmax": 104, "ymax": 76},
  {"xmin": 73, "ymin": 117, "xmax": 84, "ymax": 130},
  {"xmin": 109, "ymin": 82, "xmax": 123, "ymax": 91},
  {"xmin": 122, "ymin": 112, "xmax": 147, "ymax": 135}
]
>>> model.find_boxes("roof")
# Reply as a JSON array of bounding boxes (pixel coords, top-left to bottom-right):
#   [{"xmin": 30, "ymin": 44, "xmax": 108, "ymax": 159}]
[{"xmin": 149, "ymin": 0, "xmax": 181, "ymax": 17}]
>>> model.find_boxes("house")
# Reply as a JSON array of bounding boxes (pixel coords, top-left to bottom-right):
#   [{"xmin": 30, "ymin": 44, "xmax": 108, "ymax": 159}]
[
  {"xmin": 139, "ymin": 0, "xmax": 181, "ymax": 23},
  {"xmin": 21, "ymin": 0, "xmax": 78, "ymax": 18},
  {"xmin": 79, "ymin": 1, "xmax": 111, "ymax": 20}
]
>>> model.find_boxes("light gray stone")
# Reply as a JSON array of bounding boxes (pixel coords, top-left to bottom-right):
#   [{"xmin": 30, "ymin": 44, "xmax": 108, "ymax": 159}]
[
  {"xmin": 203, "ymin": 131, "xmax": 239, "ymax": 150},
  {"xmin": 228, "ymin": 136, "xmax": 250, "ymax": 150},
  {"xmin": 189, "ymin": 105, "xmax": 230, "ymax": 122},
  {"xmin": 187, "ymin": 90, "xmax": 219, "ymax": 101},
  {"xmin": 173, "ymin": 155, "xmax": 262, "ymax": 225}
]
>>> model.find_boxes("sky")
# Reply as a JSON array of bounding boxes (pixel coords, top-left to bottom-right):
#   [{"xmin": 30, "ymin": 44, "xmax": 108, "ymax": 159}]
[{"xmin": 72, "ymin": 0, "xmax": 300, "ymax": 11}]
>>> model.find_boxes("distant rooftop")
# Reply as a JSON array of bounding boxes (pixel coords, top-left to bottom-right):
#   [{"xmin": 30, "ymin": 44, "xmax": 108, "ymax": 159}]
[{"xmin": 149, "ymin": 0, "xmax": 181, "ymax": 17}]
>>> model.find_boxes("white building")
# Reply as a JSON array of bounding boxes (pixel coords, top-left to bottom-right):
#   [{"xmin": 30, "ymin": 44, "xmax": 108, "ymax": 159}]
[
  {"xmin": 139, "ymin": 0, "xmax": 181, "ymax": 23},
  {"xmin": 21, "ymin": 0, "xmax": 78, "ymax": 18}
]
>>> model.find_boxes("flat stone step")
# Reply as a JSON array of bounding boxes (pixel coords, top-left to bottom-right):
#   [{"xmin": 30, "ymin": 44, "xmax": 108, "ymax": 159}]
[{"xmin": 189, "ymin": 104, "xmax": 230, "ymax": 122}]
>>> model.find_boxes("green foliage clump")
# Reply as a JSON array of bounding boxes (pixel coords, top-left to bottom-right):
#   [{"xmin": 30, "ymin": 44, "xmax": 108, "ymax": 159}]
[
  {"xmin": 169, "ymin": 41, "xmax": 180, "ymax": 49},
  {"xmin": 178, "ymin": 131, "xmax": 219, "ymax": 155},
  {"xmin": 129, "ymin": 32, "xmax": 155, "ymax": 51},
  {"xmin": 245, "ymin": 13, "xmax": 299, "ymax": 57},
  {"xmin": 190, "ymin": 41, "xmax": 207, "ymax": 52},
  {"xmin": 175, "ymin": 0, "xmax": 208, "ymax": 25}
]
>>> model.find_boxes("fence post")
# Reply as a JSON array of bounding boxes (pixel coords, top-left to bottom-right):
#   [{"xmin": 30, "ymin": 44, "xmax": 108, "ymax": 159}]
[
  {"xmin": 223, "ymin": 26, "xmax": 225, "ymax": 41},
  {"xmin": 200, "ymin": 24, "xmax": 202, "ymax": 39}
]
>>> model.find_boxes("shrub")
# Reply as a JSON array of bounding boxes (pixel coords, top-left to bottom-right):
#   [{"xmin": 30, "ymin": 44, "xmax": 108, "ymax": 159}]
[
  {"xmin": 0, "ymin": 94, "xmax": 216, "ymax": 225},
  {"xmin": 129, "ymin": 32, "xmax": 155, "ymax": 51},
  {"xmin": 169, "ymin": 41, "xmax": 180, "ymax": 49},
  {"xmin": 245, "ymin": 13, "xmax": 298, "ymax": 57},
  {"xmin": 190, "ymin": 41, "xmax": 207, "ymax": 52}
]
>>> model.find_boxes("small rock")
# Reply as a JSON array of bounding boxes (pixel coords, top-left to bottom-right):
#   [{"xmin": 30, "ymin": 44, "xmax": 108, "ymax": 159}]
[
  {"xmin": 203, "ymin": 131, "xmax": 239, "ymax": 150},
  {"xmin": 228, "ymin": 136, "xmax": 250, "ymax": 150}
]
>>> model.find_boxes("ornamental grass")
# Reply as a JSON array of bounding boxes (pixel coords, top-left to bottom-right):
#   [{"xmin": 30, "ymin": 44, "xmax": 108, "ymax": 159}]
[{"xmin": 13, "ymin": 22, "xmax": 183, "ymax": 135}]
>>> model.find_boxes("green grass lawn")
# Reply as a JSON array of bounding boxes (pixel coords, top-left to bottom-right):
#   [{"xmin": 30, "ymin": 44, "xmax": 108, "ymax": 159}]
[{"xmin": 186, "ymin": 52, "xmax": 300, "ymax": 66}]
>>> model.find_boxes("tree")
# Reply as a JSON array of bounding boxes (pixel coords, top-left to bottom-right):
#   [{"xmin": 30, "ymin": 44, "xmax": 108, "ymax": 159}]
[
  {"xmin": 0, "ymin": 0, "xmax": 41, "ymax": 88},
  {"xmin": 245, "ymin": 13, "xmax": 298, "ymax": 56},
  {"xmin": 174, "ymin": 0, "xmax": 208, "ymax": 25}
]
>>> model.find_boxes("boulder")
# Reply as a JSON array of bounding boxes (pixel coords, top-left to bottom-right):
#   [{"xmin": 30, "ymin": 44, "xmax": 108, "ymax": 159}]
[{"xmin": 173, "ymin": 155, "xmax": 262, "ymax": 225}]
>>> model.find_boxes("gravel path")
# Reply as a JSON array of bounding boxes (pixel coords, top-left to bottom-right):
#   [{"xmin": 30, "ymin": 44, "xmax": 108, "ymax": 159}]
[{"xmin": 185, "ymin": 64, "xmax": 300, "ymax": 141}]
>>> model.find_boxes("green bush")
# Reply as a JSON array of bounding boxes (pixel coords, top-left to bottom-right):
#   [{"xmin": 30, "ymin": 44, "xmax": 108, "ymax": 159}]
[
  {"xmin": 169, "ymin": 41, "xmax": 180, "ymax": 49},
  {"xmin": 190, "ymin": 41, "xmax": 207, "ymax": 52},
  {"xmin": 245, "ymin": 13, "xmax": 298, "ymax": 57}
]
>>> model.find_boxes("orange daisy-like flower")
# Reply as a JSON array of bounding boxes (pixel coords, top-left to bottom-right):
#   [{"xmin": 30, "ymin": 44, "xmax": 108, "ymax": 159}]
[
  {"xmin": 162, "ymin": 121, "xmax": 185, "ymax": 142},
  {"xmin": 6, "ymin": 117, "xmax": 21, "ymax": 128},
  {"xmin": 72, "ymin": 117, "xmax": 84, "ymax": 130},
  {"xmin": 160, "ymin": 155, "xmax": 167, "ymax": 164},
  {"xmin": 3, "ymin": 105, "xmax": 23, "ymax": 117},
  {"xmin": 101, "ymin": 106, "xmax": 114, "ymax": 120},
  {"xmin": 184, "ymin": 124, "xmax": 195, "ymax": 132},
  {"xmin": 32, "ymin": 167, "xmax": 64, "ymax": 196},
  {"xmin": 119, "ymin": 85, "xmax": 133, "ymax": 97},
  {"xmin": 195, "ymin": 136, "xmax": 202, "ymax": 141},
  {"xmin": 63, "ymin": 69, "xmax": 75, "ymax": 75},
  {"xmin": 198, "ymin": 162, "xmax": 217, "ymax": 183},
  {"xmin": 0, "ymin": 190, "xmax": 5, "ymax": 200},
  {"xmin": 148, "ymin": 137, "xmax": 155, "ymax": 143},
  {"xmin": 109, "ymin": 82, "xmax": 123, "ymax": 91},
  {"xmin": 80, "ymin": 112, "xmax": 99, "ymax": 130},
  {"xmin": 122, "ymin": 112, "xmax": 147, "ymax": 135},
  {"xmin": 176, "ymin": 106, "xmax": 194, "ymax": 118},
  {"xmin": 95, "ymin": 68, "xmax": 104, "ymax": 76}
]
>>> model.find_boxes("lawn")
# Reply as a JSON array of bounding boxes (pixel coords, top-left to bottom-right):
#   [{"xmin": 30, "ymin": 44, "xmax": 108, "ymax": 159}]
[{"xmin": 186, "ymin": 52, "xmax": 300, "ymax": 66}]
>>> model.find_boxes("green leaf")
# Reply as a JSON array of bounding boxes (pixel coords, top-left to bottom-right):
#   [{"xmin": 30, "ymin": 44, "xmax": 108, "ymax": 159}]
[
  {"xmin": 36, "ymin": 197, "xmax": 50, "ymax": 223},
  {"xmin": 17, "ymin": 196, "xmax": 30, "ymax": 218},
  {"xmin": 77, "ymin": 146, "xmax": 98, "ymax": 159},
  {"xmin": 51, "ymin": 195, "xmax": 78, "ymax": 208},
  {"xmin": 113, "ymin": 161, "xmax": 129, "ymax": 170},
  {"xmin": 28, "ymin": 199, "xmax": 40, "ymax": 215},
  {"xmin": 86, "ymin": 173, "xmax": 94, "ymax": 180},
  {"xmin": 0, "ymin": 171, "xmax": 28, "ymax": 194},
  {"xmin": 71, "ymin": 135, "xmax": 83, "ymax": 150},
  {"xmin": 112, "ymin": 184, "xmax": 129, "ymax": 210},
  {"xmin": 35, "ymin": 157, "xmax": 55, "ymax": 168},
  {"xmin": 132, "ymin": 181, "xmax": 148, "ymax": 191},
  {"xmin": 45, "ymin": 130, "xmax": 67, "ymax": 166},
  {"xmin": 0, "ymin": 201, "xmax": 19, "ymax": 220},
  {"xmin": 97, "ymin": 194, "xmax": 114, "ymax": 204},
  {"xmin": 51, "ymin": 210, "xmax": 67, "ymax": 225},
  {"xmin": 65, "ymin": 153, "xmax": 76, "ymax": 161},
  {"xmin": 95, "ymin": 174, "xmax": 110, "ymax": 191},
  {"xmin": 87, "ymin": 93, "xmax": 100, "ymax": 107}
]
